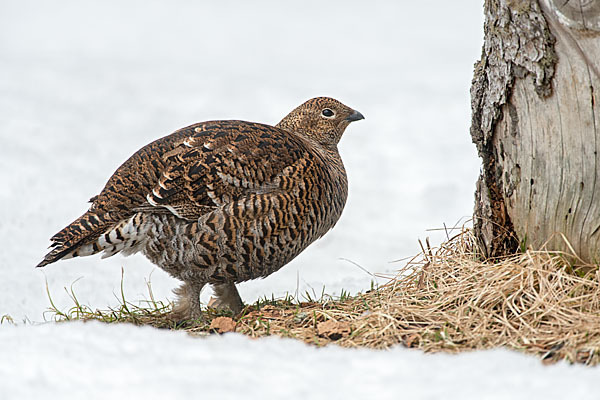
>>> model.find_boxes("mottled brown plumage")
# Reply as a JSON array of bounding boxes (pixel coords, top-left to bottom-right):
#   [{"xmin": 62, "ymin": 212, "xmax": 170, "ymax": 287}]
[{"xmin": 38, "ymin": 97, "xmax": 364, "ymax": 320}]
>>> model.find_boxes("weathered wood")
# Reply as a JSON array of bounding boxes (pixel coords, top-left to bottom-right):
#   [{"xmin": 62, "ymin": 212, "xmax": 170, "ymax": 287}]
[
  {"xmin": 549, "ymin": 0, "xmax": 600, "ymax": 31},
  {"xmin": 471, "ymin": 0, "xmax": 556, "ymax": 257},
  {"xmin": 471, "ymin": 0, "xmax": 600, "ymax": 262}
]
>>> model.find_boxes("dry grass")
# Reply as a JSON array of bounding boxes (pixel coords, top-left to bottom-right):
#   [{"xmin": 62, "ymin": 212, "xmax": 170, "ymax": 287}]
[{"xmin": 44, "ymin": 228, "xmax": 600, "ymax": 365}]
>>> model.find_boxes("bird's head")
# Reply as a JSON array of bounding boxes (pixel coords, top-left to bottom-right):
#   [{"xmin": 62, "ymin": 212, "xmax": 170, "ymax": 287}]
[{"xmin": 276, "ymin": 97, "xmax": 364, "ymax": 146}]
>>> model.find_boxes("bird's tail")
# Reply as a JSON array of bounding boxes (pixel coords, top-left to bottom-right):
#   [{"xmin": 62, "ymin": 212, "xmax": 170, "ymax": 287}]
[{"xmin": 36, "ymin": 211, "xmax": 148, "ymax": 268}]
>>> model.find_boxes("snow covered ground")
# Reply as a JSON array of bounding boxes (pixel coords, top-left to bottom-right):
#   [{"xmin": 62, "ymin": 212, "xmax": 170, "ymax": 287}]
[
  {"xmin": 1, "ymin": 0, "xmax": 598, "ymax": 398},
  {"xmin": 2, "ymin": 322, "xmax": 599, "ymax": 400}
]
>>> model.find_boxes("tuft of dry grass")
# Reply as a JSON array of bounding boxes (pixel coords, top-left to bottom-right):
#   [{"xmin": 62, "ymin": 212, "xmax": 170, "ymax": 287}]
[{"xmin": 46, "ymin": 228, "xmax": 600, "ymax": 365}]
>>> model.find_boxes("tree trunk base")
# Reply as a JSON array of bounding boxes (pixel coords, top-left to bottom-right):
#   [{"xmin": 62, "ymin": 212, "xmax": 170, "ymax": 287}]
[{"xmin": 471, "ymin": 0, "xmax": 600, "ymax": 262}]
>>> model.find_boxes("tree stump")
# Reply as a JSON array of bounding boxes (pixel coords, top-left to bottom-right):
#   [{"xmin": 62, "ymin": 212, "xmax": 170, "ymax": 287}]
[{"xmin": 471, "ymin": 0, "xmax": 600, "ymax": 262}]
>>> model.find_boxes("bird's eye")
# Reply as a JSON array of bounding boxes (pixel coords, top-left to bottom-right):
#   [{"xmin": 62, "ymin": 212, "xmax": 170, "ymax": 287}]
[{"xmin": 321, "ymin": 108, "xmax": 335, "ymax": 118}]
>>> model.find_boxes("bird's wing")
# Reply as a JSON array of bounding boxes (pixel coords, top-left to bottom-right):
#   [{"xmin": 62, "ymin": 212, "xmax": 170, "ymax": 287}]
[{"xmin": 141, "ymin": 120, "xmax": 318, "ymax": 220}]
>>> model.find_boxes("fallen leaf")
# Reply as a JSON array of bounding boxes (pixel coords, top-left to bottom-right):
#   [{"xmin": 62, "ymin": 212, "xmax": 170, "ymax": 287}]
[
  {"xmin": 210, "ymin": 316, "xmax": 236, "ymax": 333},
  {"xmin": 404, "ymin": 333, "xmax": 420, "ymax": 348},
  {"xmin": 316, "ymin": 320, "xmax": 351, "ymax": 341}
]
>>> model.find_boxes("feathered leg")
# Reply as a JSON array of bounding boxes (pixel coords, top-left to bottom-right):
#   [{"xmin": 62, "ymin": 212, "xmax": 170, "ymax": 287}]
[
  {"xmin": 211, "ymin": 282, "xmax": 244, "ymax": 314},
  {"xmin": 170, "ymin": 281, "xmax": 205, "ymax": 322}
]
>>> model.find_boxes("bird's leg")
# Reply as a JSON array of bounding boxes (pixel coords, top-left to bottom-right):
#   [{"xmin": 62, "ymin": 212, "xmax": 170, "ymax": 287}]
[
  {"xmin": 210, "ymin": 282, "xmax": 244, "ymax": 314},
  {"xmin": 170, "ymin": 280, "xmax": 205, "ymax": 323}
]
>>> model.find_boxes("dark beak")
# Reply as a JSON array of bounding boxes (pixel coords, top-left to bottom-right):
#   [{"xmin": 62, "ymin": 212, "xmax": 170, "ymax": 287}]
[{"xmin": 345, "ymin": 110, "xmax": 365, "ymax": 122}]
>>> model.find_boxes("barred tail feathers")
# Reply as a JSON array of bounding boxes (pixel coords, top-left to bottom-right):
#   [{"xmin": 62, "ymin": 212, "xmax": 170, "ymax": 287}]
[{"xmin": 37, "ymin": 213, "xmax": 148, "ymax": 267}]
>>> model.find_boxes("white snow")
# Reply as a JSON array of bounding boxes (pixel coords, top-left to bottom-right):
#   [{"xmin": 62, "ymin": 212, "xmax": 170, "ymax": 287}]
[
  {"xmin": 2, "ymin": 322, "xmax": 599, "ymax": 400},
  {"xmin": 1, "ymin": 0, "xmax": 598, "ymax": 397}
]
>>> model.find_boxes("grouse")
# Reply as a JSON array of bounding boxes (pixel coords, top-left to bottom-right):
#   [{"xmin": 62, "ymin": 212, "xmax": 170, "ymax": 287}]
[{"xmin": 37, "ymin": 97, "xmax": 364, "ymax": 321}]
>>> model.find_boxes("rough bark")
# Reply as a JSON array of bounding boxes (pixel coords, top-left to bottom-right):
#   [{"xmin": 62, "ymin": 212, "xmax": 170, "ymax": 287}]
[{"xmin": 471, "ymin": 0, "xmax": 600, "ymax": 262}]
